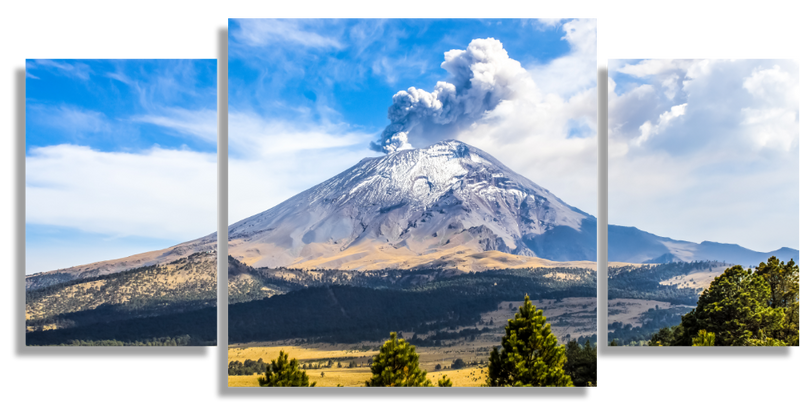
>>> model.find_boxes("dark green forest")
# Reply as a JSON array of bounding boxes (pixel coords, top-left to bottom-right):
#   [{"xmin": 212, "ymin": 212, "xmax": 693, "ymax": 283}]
[
  {"xmin": 31, "ymin": 335, "xmax": 197, "ymax": 346},
  {"xmin": 228, "ymin": 265, "xmax": 596, "ymax": 344},
  {"xmin": 26, "ymin": 306, "xmax": 216, "ymax": 346}
]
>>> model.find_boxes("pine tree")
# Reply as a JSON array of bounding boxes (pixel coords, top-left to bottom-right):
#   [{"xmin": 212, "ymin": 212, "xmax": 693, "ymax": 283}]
[
  {"xmin": 258, "ymin": 350, "xmax": 316, "ymax": 387},
  {"xmin": 437, "ymin": 375, "xmax": 453, "ymax": 387},
  {"xmin": 564, "ymin": 340, "xmax": 597, "ymax": 386},
  {"xmin": 746, "ymin": 334, "xmax": 787, "ymax": 346},
  {"xmin": 486, "ymin": 295, "xmax": 574, "ymax": 387},
  {"xmin": 365, "ymin": 332, "xmax": 433, "ymax": 387},
  {"xmin": 691, "ymin": 330, "xmax": 715, "ymax": 346},
  {"xmin": 755, "ymin": 257, "xmax": 799, "ymax": 345},
  {"xmin": 677, "ymin": 265, "xmax": 785, "ymax": 346}
]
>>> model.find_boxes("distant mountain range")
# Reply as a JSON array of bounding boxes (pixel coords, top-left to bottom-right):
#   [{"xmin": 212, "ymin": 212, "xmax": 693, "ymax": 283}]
[
  {"xmin": 227, "ymin": 140, "xmax": 596, "ymax": 270},
  {"xmin": 609, "ymin": 225, "xmax": 797, "ymax": 266}
]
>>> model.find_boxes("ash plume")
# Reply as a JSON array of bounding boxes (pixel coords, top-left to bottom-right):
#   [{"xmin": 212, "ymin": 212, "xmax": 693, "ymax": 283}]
[{"xmin": 371, "ymin": 38, "xmax": 528, "ymax": 153}]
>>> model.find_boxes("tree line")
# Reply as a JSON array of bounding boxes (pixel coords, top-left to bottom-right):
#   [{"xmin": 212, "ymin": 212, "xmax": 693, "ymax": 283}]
[
  {"xmin": 228, "ymin": 276, "xmax": 595, "ymax": 345},
  {"xmin": 26, "ymin": 305, "xmax": 216, "ymax": 346}
]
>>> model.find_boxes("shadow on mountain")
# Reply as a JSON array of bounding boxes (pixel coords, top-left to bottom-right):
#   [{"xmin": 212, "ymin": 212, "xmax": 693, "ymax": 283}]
[{"xmin": 523, "ymin": 218, "xmax": 598, "ymax": 261}]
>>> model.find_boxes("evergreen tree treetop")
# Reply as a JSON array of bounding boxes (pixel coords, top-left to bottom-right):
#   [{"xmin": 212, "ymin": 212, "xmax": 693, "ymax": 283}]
[
  {"xmin": 755, "ymin": 256, "xmax": 798, "ymax": 309},
  {"xmin": 679, "ymin": 265, "xmax": 785, "ymax": 346},
  {"xmin": 365, "ymin": 332, "xmax": 432, "ymax": 387},
  {"xmin": 486, "ymin": 295, "xmax": 573, "ymax": 387},
  {"xmin": 755, "ymin": 256, "xmax": 799, "ymax": 345},
  {"xmin": 258, "ymin": 350, "xmax": 316, "ymax": 387},
  {"xmin": 691, "ymin": 330, "xmax": 715, "ymax": 346}
]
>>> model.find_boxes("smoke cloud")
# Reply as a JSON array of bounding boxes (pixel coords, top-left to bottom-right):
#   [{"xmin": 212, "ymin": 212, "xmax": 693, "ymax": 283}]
[{"xmin": 370, "ymin": 38, "xmax": 529, "ymax": 153}]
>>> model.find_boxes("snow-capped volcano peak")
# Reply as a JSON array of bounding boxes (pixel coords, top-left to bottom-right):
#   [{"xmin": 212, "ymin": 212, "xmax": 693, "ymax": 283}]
[{"xmin": 228, "ymin": 140, "xmax": 595, "ymax": 269}]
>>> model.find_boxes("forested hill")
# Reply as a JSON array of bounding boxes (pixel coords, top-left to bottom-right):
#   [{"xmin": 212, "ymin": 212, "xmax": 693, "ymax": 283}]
[
  {"xmin": 609, "ymin": 260, "xmax": 725, "ymax": 304},
  {"xmin": 228, "ymin": 255, "xmax": 596, "ymax": 305},
  {"xmin": 26, "ymin": 252, "xmax": 217, "ymax": 339}
]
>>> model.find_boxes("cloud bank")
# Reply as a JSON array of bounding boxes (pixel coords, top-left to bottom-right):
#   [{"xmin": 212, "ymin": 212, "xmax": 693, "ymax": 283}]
[
  {"xmin": 609, "ymin": 59, "xmax": 799, "ymax": 252},
  {"xmin": 26, "ymin": 145, "xmax": 217, "ymax": 241}
]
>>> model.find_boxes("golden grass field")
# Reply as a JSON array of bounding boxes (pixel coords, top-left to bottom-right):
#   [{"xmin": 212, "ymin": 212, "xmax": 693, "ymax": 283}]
[
  {"xmin": 228, "ymin": 296, "xmax": 597, "ymax": 387},
  {"xmin": 229, "ymin": 236, "xmax": 613, "ymax": 272},
  {"xmin": 607, "ymin": 299, "xmax": 690, "ymax": 328},
  {"xmin": 659, "ymin": 265, "xmax": 728, "ymax": 291},
  {"xmin": 228, "ymin": 344, "xmax": 489, "ymax": 387}
]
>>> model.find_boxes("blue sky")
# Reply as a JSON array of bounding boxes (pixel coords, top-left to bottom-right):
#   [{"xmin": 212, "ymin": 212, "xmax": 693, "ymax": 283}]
[
  {"xmin": 228, "ymin": 18, "xmax": 597, "ymax": 223},
  {"xmin": 609, "ymin": 59, "xmax": 799, "ymax": 252},
  {"xmin": 26, "ymin": 59, "xmax": 217, "ymax": 274}
]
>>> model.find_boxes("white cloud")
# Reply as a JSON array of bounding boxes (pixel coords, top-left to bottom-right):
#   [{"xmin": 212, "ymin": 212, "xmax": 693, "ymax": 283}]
[
  {"xmin": 617, "ymin": 59, "xmax": 692, "ymax": 78},
  {"xmin": 632, "ymin": 103, "xmax": 687, "ymax": 146},
  {"xmin": 743, "ymin": 65, "xmax": 798, "ymax": 107},
  {"xmin": 537, "ymin": 18, "xmax": 563, "ymax": 28},
  {"xmin": 228, "ymin": 111, "xmax": 372, "ymax": 158},
  {"xmin": 228, "ymin": 110, "xmax": 381, "ymax": 222},
  {"xmin": 28, "ymin": 59, "xmax": 93, "ymax": 80},
  {"xmin": 132, "ymin": 107, "xmax": 217, "ymax": 144},
  {"xmin": 26, "ymin": 145, "xmax": 217, "ymax": 241},
  {"xmin": 528, "ymin": 19, "xmax": 597, "ymax": 97},
  {"xmin": 661, "ymin": 74, "xmax": 680, "ymax": 99},
  {"xmin": 48, "ymin": 105, "xmax": 109, "ymax": 133},
  {"xmin": 454, "ymin": 20, "xmax": 598, "ymax": 213},
  {"xmin": 610, "ymin": 59, "xmax": 799, "ymax": 251},
  {"xmin": 458, "ymin": 84, "xmax": 598, "ymax": 214},
  {"xmin": 232, "ymin": 19, "xmax": 342, "ymax": 49}
]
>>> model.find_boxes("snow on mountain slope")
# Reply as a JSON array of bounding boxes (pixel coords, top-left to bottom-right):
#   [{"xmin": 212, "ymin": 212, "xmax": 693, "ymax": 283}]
[{"xmin": 228, "ymin": 140, "xmax": 595, "ymax": 269}]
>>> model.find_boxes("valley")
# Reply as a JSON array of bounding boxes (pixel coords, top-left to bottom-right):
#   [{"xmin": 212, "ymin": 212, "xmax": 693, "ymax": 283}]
[
  {"xmin": 607, "ymin": 261, "xmax": 729, "ymax": 345},
  {"xmin": 607, "ymin": 299, "xmax": 692, "ymax": 328},
  {"xmin": 228, "ymin": 295, "xmax": 596, "ymax": 387}
]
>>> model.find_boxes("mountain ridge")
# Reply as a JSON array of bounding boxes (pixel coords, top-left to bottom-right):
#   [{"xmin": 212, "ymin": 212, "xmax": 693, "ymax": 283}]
[
  {"xmin": 25, "ymin": 234, "xmax": 217, "ymax": 290},
  {"xmin": 607, "ymin": 224, "xmax": 797, "ymax": 266}
]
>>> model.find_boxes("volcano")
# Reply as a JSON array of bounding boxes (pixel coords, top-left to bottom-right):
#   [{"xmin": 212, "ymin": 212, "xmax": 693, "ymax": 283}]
[{"xmin": 227, "ymin": 140, "xmax": 598, "ymax": 270}]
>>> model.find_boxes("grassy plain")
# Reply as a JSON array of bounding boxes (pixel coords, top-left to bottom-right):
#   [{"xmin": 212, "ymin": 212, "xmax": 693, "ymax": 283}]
[
  {"xmin": 227, "ymin": 344, "xmax": 489, "ymax": 387},
  {"xmin": 228, "ymin": 296, "xmax": 596, "ymax": 387},
  {"xmin": 658, "ymin": 265, "xmax": 728, "ymax": 291},
  {"xmin": 230, "ymin": 237, "xmax": 604, "ymax": 272},
  {"xmin": 607, "ymin": 298, "xmax": 690, "ymax": 327}
]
